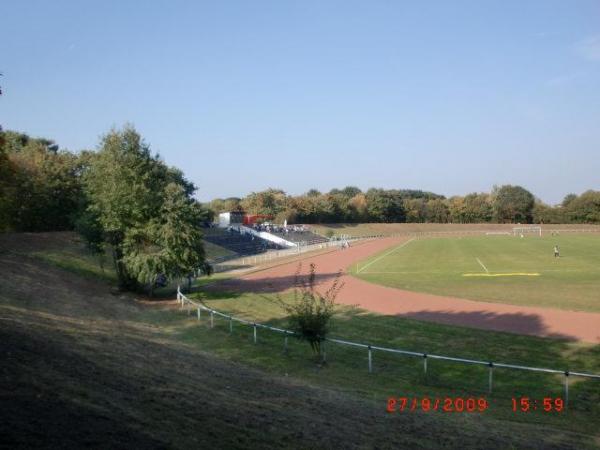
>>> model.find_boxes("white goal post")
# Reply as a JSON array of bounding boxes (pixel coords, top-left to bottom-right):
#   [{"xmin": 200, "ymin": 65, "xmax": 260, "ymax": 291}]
[{"xmin": 513, "ymin": 226, "xmax": 542, "ymax": 237}]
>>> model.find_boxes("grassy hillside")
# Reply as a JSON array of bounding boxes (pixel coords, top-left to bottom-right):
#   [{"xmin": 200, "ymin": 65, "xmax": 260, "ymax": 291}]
[
  {"xmin": 351, "ymin": 234, "xmax": 600, "ymax": 312},
  {"xmin": 2, "ymin": 232, "xmax": 599, "ymax": 448}
]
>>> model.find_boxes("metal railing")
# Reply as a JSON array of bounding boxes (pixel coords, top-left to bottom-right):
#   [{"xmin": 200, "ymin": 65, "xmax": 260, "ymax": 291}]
[
  {"xmin": 209, "ymin": 236, "xmax": 379, "ymax": 273},
  {"xmin": 176, "ymin": 287, "xmax": 600, "ymax": 407}
]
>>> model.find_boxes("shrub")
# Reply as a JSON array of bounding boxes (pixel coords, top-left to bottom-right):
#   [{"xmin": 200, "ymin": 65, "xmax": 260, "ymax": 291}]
[{"xmin": 278, "ymin": 263, "xmax": 343, "ymax": 356}]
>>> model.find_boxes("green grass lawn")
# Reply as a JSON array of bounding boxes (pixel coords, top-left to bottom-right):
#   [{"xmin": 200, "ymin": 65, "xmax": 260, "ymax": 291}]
[
  {"xmin": 155, "ymin": 287, "xmax": 600, "ymax": 439},
  {"xmin": 204, "ymin": 240, "xmax": 237, "ymax": 260},
  {"xmin": 351, "ymin": 234, "xmax": 600, "ymax": 312},
  {"xmin": 14, "ymin": 232, "xmax": 600, "ymax": 443}
]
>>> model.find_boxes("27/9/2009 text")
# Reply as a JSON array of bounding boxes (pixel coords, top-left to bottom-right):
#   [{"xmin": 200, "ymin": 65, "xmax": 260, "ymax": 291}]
[{"xmin": 387, "ymin": 397, "xmax": 489, "ymax": 413}]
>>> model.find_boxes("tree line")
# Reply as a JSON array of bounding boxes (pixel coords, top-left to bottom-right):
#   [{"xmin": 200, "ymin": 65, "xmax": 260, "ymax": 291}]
[
  {"xmin": 0, "ymin": 126, "xmax": 210, "ymax": 293},
  {"xmin": 208, "ymin": 185, "xmax": 600, "ymax": 225},
  {"xmin": 2, "ymin": 125, "xmax": 600, "ymax": 291}
]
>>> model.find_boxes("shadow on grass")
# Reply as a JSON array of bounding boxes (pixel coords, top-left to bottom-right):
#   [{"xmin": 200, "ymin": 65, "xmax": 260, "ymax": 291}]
[
  {"xmin": 177, "ymin": 301, "xmax": 600, "ymax": 433},
  {"xmin": 216, "ymin": 272, "xmax": 341, "ymax": 293},
  {"xmin": 400, "ymin": 309, "xmax": 578, "ymax": 342},
  {"xmin": 213, "ymin": 271, "xmax": 584, "ymax": 342}
]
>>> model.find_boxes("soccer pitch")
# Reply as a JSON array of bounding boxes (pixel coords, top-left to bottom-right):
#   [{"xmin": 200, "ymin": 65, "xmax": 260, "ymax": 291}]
[{"xmin": 352, "ymin": 234, "xmax": 600, "ymax": 313}]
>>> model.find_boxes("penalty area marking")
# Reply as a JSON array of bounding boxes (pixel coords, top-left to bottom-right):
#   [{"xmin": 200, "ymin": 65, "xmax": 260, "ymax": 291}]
[
  {"xmin": 356, "ymin": 238, "xmax": 415, "ymax": 274},
  {"xmin": 476, "ymin": 257, "xmax": 489, "ymax": 273}
]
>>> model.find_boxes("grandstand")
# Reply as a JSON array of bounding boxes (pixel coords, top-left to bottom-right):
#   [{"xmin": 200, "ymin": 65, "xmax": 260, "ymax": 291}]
[
  {"xmin": 202, "ymin": 227, "xmax": 284, "ymax": 261},
  {"xmin": 269, "ymin": 228, "xmax": 329, "ymax": 246}
]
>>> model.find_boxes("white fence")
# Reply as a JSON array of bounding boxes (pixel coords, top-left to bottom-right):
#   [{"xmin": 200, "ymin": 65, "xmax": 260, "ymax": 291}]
[
  {"xmin": 176, "ymin": 287, "xmax": 600, "ymax": 407},
  {"xmin": 210, "ymin": 237, "xmax": 374, "ymax": 273}
]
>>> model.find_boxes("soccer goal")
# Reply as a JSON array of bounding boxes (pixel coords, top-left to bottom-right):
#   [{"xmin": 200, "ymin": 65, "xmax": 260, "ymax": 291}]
[{"xmin": 513, "ymin": 226, "xmax": 542, "ymax": 237}]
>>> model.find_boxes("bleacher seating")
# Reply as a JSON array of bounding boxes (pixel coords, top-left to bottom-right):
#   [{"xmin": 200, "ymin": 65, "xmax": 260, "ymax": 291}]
[
  {"xmin": 202, "ymin": 227, "xmax": 283, "ymax": 260},
  {"xmin": 250, "ymin": 224, "xmax": 329, "ymax": 246}
]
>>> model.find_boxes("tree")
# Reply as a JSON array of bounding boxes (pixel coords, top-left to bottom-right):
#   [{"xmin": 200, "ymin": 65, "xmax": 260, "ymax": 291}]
[
  {"xmin": 565, "ymin": 191, "xmax": 600, "ymax": 223},
  {"xmin": 123, "ymin": 183, "xmax": 210, "ymax": 295},
  {"xmin": 82, "ymin": 125, "xmax": 207, "ymax": 291},
  {"xmin": 340, "ymin": 186, "xmax": 362, "ymax": 198},
  {"xmin": 366, "ymin": 189, "xmax": 405, "ymax": 222},
  {"xmin": 492, "ymin": 185, "xmax": 535, "ymax": 223},
  {"xmin": 424, "ymin": 198, "xmax": 450, "ymax": 223},
  {"xmin": 561, "ymin": 193, "xmax": 577, "ymax": 208},
  {"xmin": 0, "ymin": 130, "xmax": 84, "ymax": 231},
  {"xmin": 462, "ymin": 193, "xmax": 493, "ymax": 223},
  {"xmin": 241, "ymin": 188, "xmax": 287, "ymax": 216},
  {"xmin": 278, "ymin": 264, "xmax": 343, "ymax": 358},
  {"xmin": 208, "ymin": 197, "xmax": 242, "ymax": 214},
  {"xmin": 532, "ymin": 201, "xmax": 565, "ymax": 224},
  {"xmin": 403, "ymin": 198, "xmax": 426, "ymax": 222}
]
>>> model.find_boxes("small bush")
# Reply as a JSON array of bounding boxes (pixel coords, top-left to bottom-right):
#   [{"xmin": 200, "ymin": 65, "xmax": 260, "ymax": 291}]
[{"xmin": 278, "ymin": 263, "xmax": 343, "ymax": 355}]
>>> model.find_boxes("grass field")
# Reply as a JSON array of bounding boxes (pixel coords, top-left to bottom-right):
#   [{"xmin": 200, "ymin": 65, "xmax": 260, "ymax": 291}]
[
  {"xmin": 311, "ymin": 222, "xmax": 600, "ymax": 237},
  {"xmin": 6, "ymin": 232, "xmax": 600, "ymax": 447},
  {"xmin": 176, "ymin": 287, "xmax": 600, "ymax": 440},
  {"xmin": 351, "ymin": 234, "xmax": 600, "ymax": 312}
]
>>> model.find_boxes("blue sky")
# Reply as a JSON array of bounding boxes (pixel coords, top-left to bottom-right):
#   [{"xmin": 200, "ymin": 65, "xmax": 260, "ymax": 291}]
[{"xmin": 2, "ymin": 0, "xmax": 599, "ymax": 204}]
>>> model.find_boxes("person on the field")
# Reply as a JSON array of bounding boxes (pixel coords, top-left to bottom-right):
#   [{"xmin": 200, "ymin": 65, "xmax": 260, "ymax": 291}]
[{"xmin": 554, "ymin": 245, "xmax": 560, "ymax": 258}]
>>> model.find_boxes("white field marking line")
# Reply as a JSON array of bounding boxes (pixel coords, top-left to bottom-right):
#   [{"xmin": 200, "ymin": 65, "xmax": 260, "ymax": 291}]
[
  {"xmin": 476, "ymin": 257, "xmax": 489, "ymax": 273},
  {"xmin": 357, "ymin": 238, "xmax": 415, "ymax": 274}
]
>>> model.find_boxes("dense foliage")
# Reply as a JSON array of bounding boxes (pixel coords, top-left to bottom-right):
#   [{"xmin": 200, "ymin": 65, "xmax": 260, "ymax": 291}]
[
  {"xmin": 0, "ymin": 126, "xmax": 210, "ymax": 293},
  {"xmin": 208, "ymin": 185, "xmax": 600, "ymax": 225},
  {"xmin": 80, "ymin": 126, "xmax": 210, "ymax": 291},
  {"xmin": 0, "ymin": 131, "xmax": 84, "ymax": 231},
  {"xmin": 2, "ymin": 124, "xmax": 600, "ymax": 292}
]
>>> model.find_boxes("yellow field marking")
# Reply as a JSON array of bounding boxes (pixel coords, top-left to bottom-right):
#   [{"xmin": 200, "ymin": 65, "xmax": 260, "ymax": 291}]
[{"xmin": 462, "ymin": 273, "xmax": 540, "ymax": 277}]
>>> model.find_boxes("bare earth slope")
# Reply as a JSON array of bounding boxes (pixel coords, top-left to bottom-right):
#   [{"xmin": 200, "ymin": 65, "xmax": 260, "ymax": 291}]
[
  {"xmin": 224, "ymin": 237, "xmax": 600, "ymax": 343},
  {"xmin": 0, "ymin": 233, "xmax": 595, "ymax": 449}
]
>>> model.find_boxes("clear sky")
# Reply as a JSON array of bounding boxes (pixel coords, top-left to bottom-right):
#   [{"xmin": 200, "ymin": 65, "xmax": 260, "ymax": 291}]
[{"xmin": 2, "ymin": 1, "xmax": 599, "ymax": 204}]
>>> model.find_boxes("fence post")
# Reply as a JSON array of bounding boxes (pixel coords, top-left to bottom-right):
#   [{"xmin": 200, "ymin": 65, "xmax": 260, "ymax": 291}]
[
  {"xmin": 229, "ymin": 317, "xmax": 233, "ymax": 334},
  {"xmin": 423, "ymin": 354, "xmax": 428, "ymax": 375},
  {"xmin": 488, "ymin": 362, "xmax": 494, "ymax": 393},
  {"xmin": 210, "ymin": 311, "xmax": 214, "ymax": 328},
  {"xmin": 321, "ymin": 340, "xmax": 326, "ymax": 363},
  {"xmin": 197, "ymin": 307, "xmax": 201, "ymax": 320},
  {"xmin": 564, "ymin": 371, "xmax": 569, "ymax": 408},
  {"xmin": 368, "ymin": 346, "xmax": 372, "ymax": 373},
  {"xmin": 253, "ymin": 324, "xmax": 257, "ymax": 343},
  {"xmin": 284, "ymin": 335, "xmax": 288, "ymax": 353}
]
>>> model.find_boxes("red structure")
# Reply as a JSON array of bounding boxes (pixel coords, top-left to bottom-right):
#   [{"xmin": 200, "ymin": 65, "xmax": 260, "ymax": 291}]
[{"xmin": 243, "ymin": 214, "xmax": 273, "ymax": 225}]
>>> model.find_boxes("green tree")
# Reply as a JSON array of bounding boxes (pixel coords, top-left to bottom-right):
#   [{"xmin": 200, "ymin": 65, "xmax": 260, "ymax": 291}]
[
  {"xmin": 532, "ymin": 201, "xmax": 565, "ymax": 224},
  {"xmin": 561, "ymin": 193, "xmax": 577, "ymax": 208},
  {"xmin": 424, "ymin": 198, "xmax": 450, "ymax": 223},
  {"xmin": 82, "ymin": 125, "xmax": 207, "ymax": 291},
  {"xmin": 463, "ymin": 193, "xmax": 493, "ymax": 223},
  {"xmin": 123, "ymin": 183, "xmax": 210, "ymax": 294},
  {"xmin": 492, "ymin": 185, "xmax": 535, "ymax": 223},
  {"xmin": 241, "ymin": 188, "xmax": 288, "ymax": 216},
  {"xmin": 366, "ymin": 189, "xmax": 405, "ymax": 222},
  {"xmin": 0, "ymin": 130, "xmax": 84, "ymax": 231},
  {"xmin": 565, "ymin": 191, "xmax": 600, "ymax": 223}
]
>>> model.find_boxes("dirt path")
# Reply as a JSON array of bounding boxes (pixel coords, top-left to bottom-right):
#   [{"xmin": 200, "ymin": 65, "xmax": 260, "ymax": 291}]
[{"xmin": 225, "ymin": 237, "xmax": 600, "ymax": 343}]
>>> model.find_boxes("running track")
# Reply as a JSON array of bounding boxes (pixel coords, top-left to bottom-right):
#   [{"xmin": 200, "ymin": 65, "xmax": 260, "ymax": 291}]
[{"xmin": 222, "ymin": 237, "xmax": 600, "ymax": 343}]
